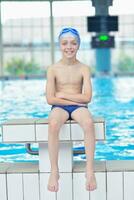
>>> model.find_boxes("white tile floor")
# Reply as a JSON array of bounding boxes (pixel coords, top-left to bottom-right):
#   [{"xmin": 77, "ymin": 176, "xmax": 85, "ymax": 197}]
[{"xmin": 1, "ymin": 161, "xmax": 134, "ymax": 200}]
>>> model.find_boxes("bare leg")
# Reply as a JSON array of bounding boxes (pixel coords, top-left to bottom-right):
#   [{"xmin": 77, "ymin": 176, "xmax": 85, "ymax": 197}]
[
  {"xmin": 84, "ymin": 117, "xmax": 97, "ymax": 191},
  {"xmin": 47, "ymin": 107, "xmax": 69, "ymax": 192},
  {"xmin": 71, "ymin": 107, "xmax": 97, "ymax": 191}
]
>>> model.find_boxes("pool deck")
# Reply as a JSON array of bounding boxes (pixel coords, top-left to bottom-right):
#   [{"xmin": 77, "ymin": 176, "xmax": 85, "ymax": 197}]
[
  {"xmin": 1, "ymin": 160, "xmax": 134, "ymax": 173},
  {"xmin": 1, "ymin": 160, "xmax": 134, "ymax": 200}
]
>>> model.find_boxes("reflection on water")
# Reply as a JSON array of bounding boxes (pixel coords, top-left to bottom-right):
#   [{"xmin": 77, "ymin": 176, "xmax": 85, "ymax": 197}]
[{"xmin": 0, "ymin": 77, "xmax": 134, "ymax": 162}]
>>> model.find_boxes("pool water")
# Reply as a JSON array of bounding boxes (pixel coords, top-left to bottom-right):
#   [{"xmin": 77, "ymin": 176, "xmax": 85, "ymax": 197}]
[{"xmin": 0, "ymin": 76, "xmax": 134, "ymax": 162}]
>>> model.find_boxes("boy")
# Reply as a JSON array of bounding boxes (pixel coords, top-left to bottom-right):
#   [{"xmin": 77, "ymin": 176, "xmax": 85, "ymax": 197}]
[{"xmin": 46, "ymin": 27, "xmax": 97, "ymax": 192}]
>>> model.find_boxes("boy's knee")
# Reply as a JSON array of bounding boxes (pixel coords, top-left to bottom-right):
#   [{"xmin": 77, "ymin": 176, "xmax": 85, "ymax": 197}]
[
  {"xmin": 49, "ymin": 119, "xmax": 61, "ymax": 131},
  {"xmin": 81, "ymin": 118, "xmax": 93, "ymax": 130}
]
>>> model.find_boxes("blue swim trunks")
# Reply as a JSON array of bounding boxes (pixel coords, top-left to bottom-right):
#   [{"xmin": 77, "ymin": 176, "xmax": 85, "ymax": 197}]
[{"xmin": 51, "ymin": 105, "xmax": 87, "ymax": 120}]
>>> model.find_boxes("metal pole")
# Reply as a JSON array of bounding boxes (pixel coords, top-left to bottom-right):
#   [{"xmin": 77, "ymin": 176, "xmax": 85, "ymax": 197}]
[
  {"xmin": 25, "ymin": 143, "xmax": 84, "ymax": 156},
  {"xmin": 0, "ymin": 2, "xmax": 4, "ymax": 77},
  {"xmin": 50, "ymin": 0, "xmax": 55, "ymax": 64},
  {"xmin": 91, "ymin": 0, "xmax": 113, "ymax": 74},
  {"xmin": 25, "ymin": 143, "xmax": 38, "ymax": 155}
]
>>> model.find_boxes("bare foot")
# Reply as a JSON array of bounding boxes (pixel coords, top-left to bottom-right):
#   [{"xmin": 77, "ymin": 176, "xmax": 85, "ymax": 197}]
[
  {"xmin": 85, "ymin": 172, "xmax": 97, "ymax": 191},
  {"xmin": 47, "ymin": 171, "xmax": 60, "ymax": 192}
]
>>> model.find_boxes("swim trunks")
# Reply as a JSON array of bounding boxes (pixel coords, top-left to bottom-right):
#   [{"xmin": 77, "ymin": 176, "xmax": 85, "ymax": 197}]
[{"xmin": 51, "ymin": 105, "xmax": 87, "ymax": 120}]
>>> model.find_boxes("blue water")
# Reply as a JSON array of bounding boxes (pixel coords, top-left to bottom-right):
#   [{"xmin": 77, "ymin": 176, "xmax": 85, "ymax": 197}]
[{"xmin": 0, "ymin": 77, "xmax": 134, "ymax": 162}]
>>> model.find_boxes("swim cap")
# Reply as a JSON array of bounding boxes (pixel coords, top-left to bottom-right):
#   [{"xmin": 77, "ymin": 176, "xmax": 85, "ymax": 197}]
[{"xmin": 58, "ymin": 27, "xmax": 80, "ymax": 46}]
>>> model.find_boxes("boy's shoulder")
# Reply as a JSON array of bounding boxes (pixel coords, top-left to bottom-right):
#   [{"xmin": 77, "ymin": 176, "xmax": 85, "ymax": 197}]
[
  {"xmin": 47, "ymin": 63, "xmax": 57, "ymax": 72},
  {"xmin": 47, "ymin": 61, "xmax": 61, "ymax": 70},
  {"xmin": 78, "ymin": 62, "xmax": 91, "ymax": 72}
]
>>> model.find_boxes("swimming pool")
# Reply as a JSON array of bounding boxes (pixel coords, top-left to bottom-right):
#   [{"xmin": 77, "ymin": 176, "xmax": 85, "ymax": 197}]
[{"xmin": 0, "ymin": 76, "xmax": 134, "ymax": 162}]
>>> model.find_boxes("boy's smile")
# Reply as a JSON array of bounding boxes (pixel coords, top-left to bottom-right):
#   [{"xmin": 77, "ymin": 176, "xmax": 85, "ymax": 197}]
[{"xmin": 60, "ymin": 37, "xmax": 79, "ymax": 59}]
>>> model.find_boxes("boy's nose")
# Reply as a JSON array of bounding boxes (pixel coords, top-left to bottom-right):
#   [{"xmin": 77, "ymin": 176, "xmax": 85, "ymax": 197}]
[{"xmin": 66, "ymin": 44, "xmax": 72, "ymax": 48}]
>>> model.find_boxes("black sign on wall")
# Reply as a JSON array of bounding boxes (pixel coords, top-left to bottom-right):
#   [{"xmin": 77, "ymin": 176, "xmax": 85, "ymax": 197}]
[
  {"xmin": 87, "ymin": 16, "xmax": 118, "ymax": 32},
  {"xmin": 91, "ymin": 35, "xmax": 115, "ymax": 48}
]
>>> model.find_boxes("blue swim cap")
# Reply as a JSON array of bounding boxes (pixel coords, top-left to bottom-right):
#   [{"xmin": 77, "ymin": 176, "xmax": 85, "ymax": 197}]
[{"xmin": 58, "ymin": 27, "xmax": 81, "ymax": 46}]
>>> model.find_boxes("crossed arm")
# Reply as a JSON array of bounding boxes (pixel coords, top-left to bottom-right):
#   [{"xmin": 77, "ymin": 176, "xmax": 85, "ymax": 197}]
[{"xmin": 46, "ymin": 66, "xmax": 92, "ymax": 106}]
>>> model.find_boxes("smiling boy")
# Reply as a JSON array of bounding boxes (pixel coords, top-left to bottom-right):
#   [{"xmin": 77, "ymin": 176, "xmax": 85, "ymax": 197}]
[{"xmin": 46, "ymin": 27, "xmax": 97, "ymax": 192}]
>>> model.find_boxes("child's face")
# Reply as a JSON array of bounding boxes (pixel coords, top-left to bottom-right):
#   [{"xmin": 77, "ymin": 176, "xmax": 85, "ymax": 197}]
[{"xmin": 60, "ymin": 36, "xmax": 79, "ymax": 59}]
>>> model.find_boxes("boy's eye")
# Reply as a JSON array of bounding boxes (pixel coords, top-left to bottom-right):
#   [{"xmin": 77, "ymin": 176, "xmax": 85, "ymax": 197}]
[
  {"xmin": 72, "ymin": 42, "xmax": 77, "ymax": 45},
  {"xmin": 61, "ymin": 42, "xmax": 77, "ymax": 45},
  {"xmin": 61, "ymin": 42, "xmax": 67, "ymax": 45}
]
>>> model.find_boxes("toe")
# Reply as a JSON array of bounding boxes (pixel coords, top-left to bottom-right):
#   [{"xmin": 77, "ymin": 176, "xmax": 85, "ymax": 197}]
[
  {"xmin": 86, "ymin": 182, "xmax": 90, "ymax": 191},
  {"xmin": 86, "ymin": 186, "xmax": 90, "ymax": 191},
  {"xmin": 90, "ymin": 184, "xmax": 97, "ymax": 191},
  {"xmin": 54, "ymin": 183, "xmax": 59, "ymax": 192},
  {"xmin": 48, "ymin": 185, "xmax": 55, "ymax": 192}
]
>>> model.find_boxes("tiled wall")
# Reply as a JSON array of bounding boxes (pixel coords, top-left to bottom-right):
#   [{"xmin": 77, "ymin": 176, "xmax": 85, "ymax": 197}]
[{"xmin": 1, "ymin": 165, "xmax": 134, "ymax": 200}]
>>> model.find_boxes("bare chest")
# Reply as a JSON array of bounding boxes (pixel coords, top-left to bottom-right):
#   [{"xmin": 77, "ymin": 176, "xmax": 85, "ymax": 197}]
[{"xmin": 55, "ymin": 67, "xmax": 83, "ymax": 85}]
